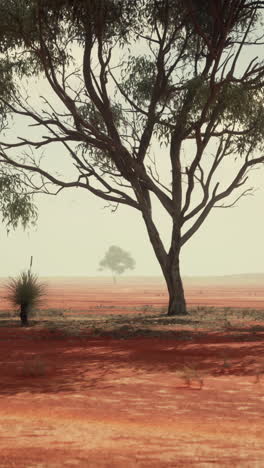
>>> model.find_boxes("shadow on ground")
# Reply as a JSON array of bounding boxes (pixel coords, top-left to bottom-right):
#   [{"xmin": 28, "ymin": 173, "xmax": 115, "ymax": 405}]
[{"xmin": 0, "ymin": 314, "xmax": 264, "ymax": 395}]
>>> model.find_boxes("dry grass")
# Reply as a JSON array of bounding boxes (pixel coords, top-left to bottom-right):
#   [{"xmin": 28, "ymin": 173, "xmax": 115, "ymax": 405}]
[
  {"xmin": 254, "ymin": 365, "xmax": 264, "ymax": 383},
  {"xmin": 1, "ymin": 304, "xmax": 264, "ymax": 341},
  {"xmin": 177, "ymin": 365, "xmax": 205, "ymax": 389}
]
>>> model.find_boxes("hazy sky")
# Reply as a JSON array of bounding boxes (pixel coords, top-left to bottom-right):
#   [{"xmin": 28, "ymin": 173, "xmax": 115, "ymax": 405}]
[
  {"xmin": 1, "ymin": 160, "xmax": 263, "ymax": 278},
  {"xmin": 1, "ymin": 23, "xmax": 264, "ymax": 279}
]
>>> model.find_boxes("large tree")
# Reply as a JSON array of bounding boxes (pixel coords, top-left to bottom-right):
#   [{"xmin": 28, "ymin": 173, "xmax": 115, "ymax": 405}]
[{"xmin": 0, "ymin": 0, "xmax": 263, "ymax": 314}]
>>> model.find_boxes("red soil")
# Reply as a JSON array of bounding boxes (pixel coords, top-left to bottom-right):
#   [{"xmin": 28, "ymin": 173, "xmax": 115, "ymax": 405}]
[
  {"xmin": 1, "ymin": 276, "xmax": 264, "ymax": 312},
  {"xmin": 0, "ymin": 278, "xmax": 264, "ymax": 466},
  {"xmin": 37, "ymin": 277, "xmax": 264, "ymax": 311}
]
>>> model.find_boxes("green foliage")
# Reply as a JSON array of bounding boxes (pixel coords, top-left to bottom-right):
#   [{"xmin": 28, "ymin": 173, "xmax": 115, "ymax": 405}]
[
  {"xmin": 0, "ymin": 173, "xmax": 37, "ymax": 232},
  {"xmin": 79, "ymin": 102, "xmax": 107, "ymax": 132},
  {"xmin": 0, "ymin": 0, "xmax": 38, "ymax": 53},
  {"xmin": 99, "ymin": 245, "xmax": 135, "ymax": 276},
  {"xmin": 144, "ymin": 0, "xmax": 185, "ymax": 33},
  {"xmin": 122, "ymin": 55, "xmax": 156, "ymax": 104},
  {"xmin": 0, "ymin": 0, "xmax": 139, "ymax": 49},
  {"xmin": 0, "ymin": 0, "xmax": 261, "ymax": 148},
  {"xmin": 218, "ymin": 83, "xmax": 264, "ymax": 151},
  {"xmin": 6, "ymin": 271, "xmax": 46, "ymax": 309},
  {"xmin": 79, "ymin": 101, "xmax": 123, "ymax": 132},
  {"xmin": 0, "ymin": 58, "xmax": 15, "ymax": 125}
]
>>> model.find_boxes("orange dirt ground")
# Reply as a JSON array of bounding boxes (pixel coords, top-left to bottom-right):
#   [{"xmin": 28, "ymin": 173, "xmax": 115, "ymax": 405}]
[{"xmin": 0, "ymin": 277, "xmax": 264, "ymax": 467}]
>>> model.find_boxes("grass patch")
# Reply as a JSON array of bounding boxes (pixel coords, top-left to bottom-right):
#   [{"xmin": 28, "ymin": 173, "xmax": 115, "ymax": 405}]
[{"xmin": 1, "ymin": 305, "xmax": 264, "ymax": 341}]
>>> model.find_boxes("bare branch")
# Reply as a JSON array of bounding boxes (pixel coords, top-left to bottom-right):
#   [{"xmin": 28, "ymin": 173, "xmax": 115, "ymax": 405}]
[
  {"xmin": 181, "ymin": 153, "xmax": 264, "ymax": 246},
  {"xmin": 214, "ymin": 187, "xmax": 255, "ymax": 207},
  {"xmin": 0, "ymin": 149, "xmax": 140, "ymax": 210}
]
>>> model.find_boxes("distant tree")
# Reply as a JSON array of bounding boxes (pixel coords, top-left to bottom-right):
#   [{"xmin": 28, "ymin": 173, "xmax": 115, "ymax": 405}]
[
  {"xmin": 0, "ymin": 1, "xmax": 263, "ymax": 314},
  {"xmin": 0, "ymin": 171, "xmax": 37, "ymax": 232},
  {"xmin": 99, "ymin": 245, "xmax": 135, "ymax": 282}
]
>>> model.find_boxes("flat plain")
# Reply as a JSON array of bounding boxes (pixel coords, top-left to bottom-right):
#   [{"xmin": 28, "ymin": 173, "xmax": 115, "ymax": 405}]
[{"xmin": 0, "ymin": 275, "xmax": 264, "ymax": 467}]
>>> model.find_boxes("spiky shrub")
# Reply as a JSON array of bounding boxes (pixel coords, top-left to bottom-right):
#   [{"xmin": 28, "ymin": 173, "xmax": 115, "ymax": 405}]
[{"xmin": 6, "ymin": 271, "xmax": 46, "ymax": 326}]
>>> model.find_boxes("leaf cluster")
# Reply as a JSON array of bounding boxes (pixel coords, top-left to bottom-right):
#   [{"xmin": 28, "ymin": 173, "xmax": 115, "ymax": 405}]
[
  {"xmin": 0, "ymin": 173, "xmax": 38, "ymax": 232},
  {"xmin": 218, "ymin": 82, "xmax": 264, "ymax": 151},
  {"xmin": 36, "ymin": 0, "xmax": 140, "ymax": 45},
  {"xmin": 122, "ymin": 55, "xmax": 156, "ymax": 105},
  {"xmin": 79, "ymin": 101, "xmax": 123, "ymax": 132}
]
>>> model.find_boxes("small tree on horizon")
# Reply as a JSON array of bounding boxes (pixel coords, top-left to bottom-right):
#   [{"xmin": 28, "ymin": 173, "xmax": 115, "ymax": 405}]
[{"xmin": 99, "ymin": 245, "xmax": 135, "ymax": 282}]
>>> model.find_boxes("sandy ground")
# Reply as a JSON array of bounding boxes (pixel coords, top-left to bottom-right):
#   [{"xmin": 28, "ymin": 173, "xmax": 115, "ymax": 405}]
[
  {"xmin": 0, "ymin": 277, "xmax": 264, "ymax": 467},
  {"xmin": 2, "ymin": 275, "xmax": 264, "ymax": 312}
]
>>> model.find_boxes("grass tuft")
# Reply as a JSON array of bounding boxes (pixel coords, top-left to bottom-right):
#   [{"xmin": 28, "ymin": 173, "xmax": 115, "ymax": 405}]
[{"xmin": 179, "ymin": 365, "xmax": 204, "ymax": 389}]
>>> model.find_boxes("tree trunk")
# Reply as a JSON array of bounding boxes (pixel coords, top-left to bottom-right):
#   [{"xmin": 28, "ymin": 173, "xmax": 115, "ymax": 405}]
[
  {"xmin": 165, "ymin": 249, "xmax": 187, "ymax": 316},
  {"xmin": 20, "ymin": 303, "xmax": 29, "ymax": 326},
  {"xmin": 136, "ymin": 182, "xmax": 186, "ymax": 315},
  {"xmin": 139, "ymin": 207, "xmax": 187, "ymax": 315}
]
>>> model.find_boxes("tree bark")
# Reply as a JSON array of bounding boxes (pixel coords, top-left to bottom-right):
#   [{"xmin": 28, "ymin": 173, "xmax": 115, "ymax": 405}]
[
  {"xmin": 166, "ymin": 241, "xmax": 187, "ymax": 315},
  {"xmin": 138, "ymin": 201, "xmax": 187, "ymax": 315},
  {"xmin": 165, "ymin": 260, "xmax": 187, "ymax": 316},
  {"xmin": 134, "ymin": 178, "xmax": 187, "ymax": 316},
  {"xmin": 166, "ymin": 128, "xmax": 186, "ymax": 315},
  {"xmin": 20, "ymin": 303, "xmax": 29, "ymax": 326}
]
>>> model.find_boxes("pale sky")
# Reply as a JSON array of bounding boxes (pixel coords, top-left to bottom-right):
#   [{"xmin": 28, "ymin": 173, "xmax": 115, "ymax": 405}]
[
  {"xmin": 0, "ymin": 24, "xmax": 264, "ymax": 279},
  {"xmin": 1, "ymin": 162, "xmax": 263, "ymax": 278}
]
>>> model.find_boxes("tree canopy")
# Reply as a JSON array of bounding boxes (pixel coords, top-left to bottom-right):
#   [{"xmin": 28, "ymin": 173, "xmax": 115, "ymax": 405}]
[
  {"xmin": 99, "ymin": 245, "xmax": 135, "ymax": 280},
  {"xmin": 0, "ymin": 0, "xmax": 263, "ymax": 313}
]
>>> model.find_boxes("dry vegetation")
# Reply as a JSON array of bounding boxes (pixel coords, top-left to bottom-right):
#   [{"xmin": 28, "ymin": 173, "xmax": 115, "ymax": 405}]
[
  {"xmin": 1, "ymin": 300, "xmax": 264, "ymax": 465},
  {"xmin": 6, "ymin": 305, "xmax": 264, "ymax": 386},
  {"xmin": 1, "ymin": 304, "xmax": 264, "ymax": 338}
]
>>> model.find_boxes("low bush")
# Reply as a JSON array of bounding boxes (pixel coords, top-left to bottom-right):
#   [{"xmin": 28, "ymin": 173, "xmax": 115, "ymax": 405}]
[{"xmin": 5, "ymin": 271, "xmax": 46, "ymax": 326}]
